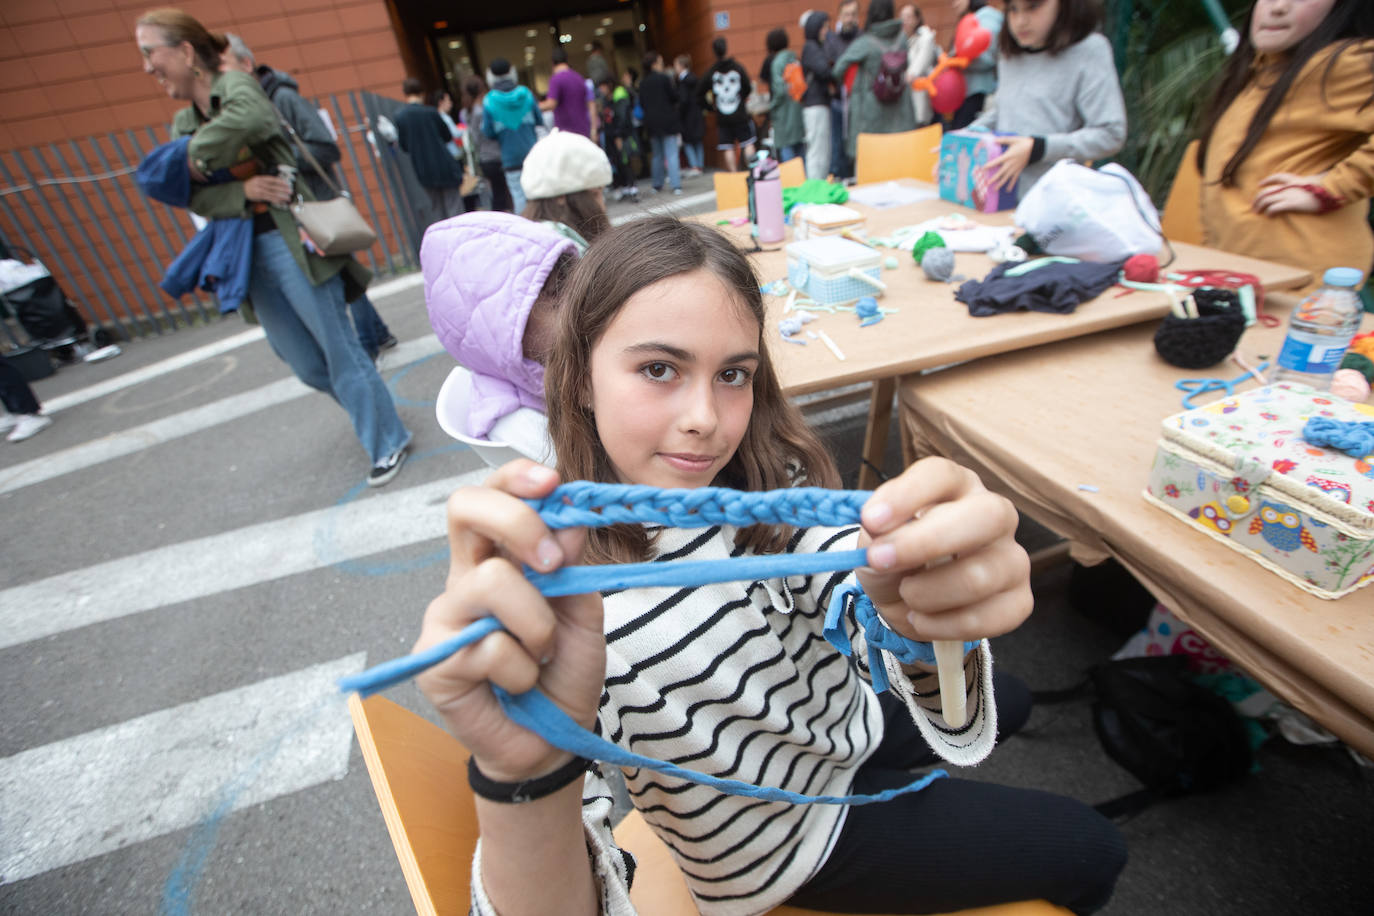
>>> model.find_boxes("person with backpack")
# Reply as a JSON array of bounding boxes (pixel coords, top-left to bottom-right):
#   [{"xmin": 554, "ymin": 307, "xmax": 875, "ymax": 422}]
[
  {"xmin": 222, "ymin": 34, "xmax": 397, "ymax": 360},
  {"xmin": 482, "ymin": 59, "xmax": 542, "ymax": 214},
  {"xmin": 766, "ymin": 28, "xmax": 806, "ymax": 163},
  {"xmin": 801, "ymin": 11, "xmax": 836, "ymax": 180},
  {"xmin": 832, "ymin": 0, "xmax": 918, "ymax": 167}
]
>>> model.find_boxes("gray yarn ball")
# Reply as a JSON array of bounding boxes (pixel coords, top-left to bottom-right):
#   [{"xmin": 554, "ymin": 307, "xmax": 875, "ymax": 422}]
[{"xmin": 922, "ymin": 247, "xmax": 955, "ymax": 282}]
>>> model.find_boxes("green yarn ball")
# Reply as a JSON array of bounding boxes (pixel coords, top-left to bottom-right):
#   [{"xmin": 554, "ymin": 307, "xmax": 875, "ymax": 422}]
[
  {"xmin": 911, "ymin": 231, "xmax": 946, "ymax": 266},
  {"xmin": 1340, "ymin": 351, "xmax": 1374, "ymax": 383}
]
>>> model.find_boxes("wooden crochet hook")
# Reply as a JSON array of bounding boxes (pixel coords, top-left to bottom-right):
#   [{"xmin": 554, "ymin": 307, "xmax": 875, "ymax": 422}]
[
  {"xmin": 932, "ymin": 640, "xmax": 968, "ymax": 728},
  {"xmin": 926, "ymin": 554, "xmax": 968, "ymax": 728}
]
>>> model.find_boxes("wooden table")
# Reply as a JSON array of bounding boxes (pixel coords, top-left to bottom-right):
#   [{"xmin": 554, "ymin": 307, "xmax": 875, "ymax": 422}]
[
  {"xmin": 698, "ymin": 182, "xmax": 1312, "ymax": 488},
  {"xmin": 896, "ymin": 301, "xmax": 1374, "ymax": 758}
]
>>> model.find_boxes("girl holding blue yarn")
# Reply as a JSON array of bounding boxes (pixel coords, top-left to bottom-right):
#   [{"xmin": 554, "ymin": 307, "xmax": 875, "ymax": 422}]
[{"xmin": 414, "ymin": 217, "xmax": 1125, "ymax": 916}]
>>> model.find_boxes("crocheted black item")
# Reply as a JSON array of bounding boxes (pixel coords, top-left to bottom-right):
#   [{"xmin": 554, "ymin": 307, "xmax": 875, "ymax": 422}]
[{"xmin": 1153, "ymin": 289, "xmax": 1246, "ymax": 369}]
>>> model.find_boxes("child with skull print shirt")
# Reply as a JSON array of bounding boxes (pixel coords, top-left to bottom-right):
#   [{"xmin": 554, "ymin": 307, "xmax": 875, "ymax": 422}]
[{"xmin": 698, "ymin": 37, "xmax": 756, "ymax": 168}]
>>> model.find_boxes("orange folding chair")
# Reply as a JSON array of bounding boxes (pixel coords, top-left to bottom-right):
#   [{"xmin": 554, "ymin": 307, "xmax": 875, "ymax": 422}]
[
  {"xmin": 350, "ymin": 694, "xmax": 1069, "ymax": 916},
  {"xmin": 856, "ymin": 123, "xmax": 943, "ymax": 185}
]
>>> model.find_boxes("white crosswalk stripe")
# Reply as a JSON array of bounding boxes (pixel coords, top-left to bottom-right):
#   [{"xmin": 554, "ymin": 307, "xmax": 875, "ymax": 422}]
[
  {"xmin": 1, "ymin": 655, "xmax": 364, "ymax": 884},
  {"xmin": 0, "ymin": 334, "xmax": 446, "ymax": 496},
  {"xmin": 0, "ymin": 330, "xmax": 474, "ymax": 902},
  {"xmin": 0, "ymin": 468, "xmax": 484, "ymax": 650}
]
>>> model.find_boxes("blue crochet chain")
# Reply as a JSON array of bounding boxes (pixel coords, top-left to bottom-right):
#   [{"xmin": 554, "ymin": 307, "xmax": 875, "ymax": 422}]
[{"xmin": 339, "ymin": 482, "xmax": 976, "ymax": 806}]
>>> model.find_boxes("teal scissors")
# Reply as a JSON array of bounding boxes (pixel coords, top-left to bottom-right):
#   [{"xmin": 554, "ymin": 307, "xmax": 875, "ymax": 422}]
[{"xmin": 1175, "ymin": 361, "xmax": 1270, "ymax": 409}]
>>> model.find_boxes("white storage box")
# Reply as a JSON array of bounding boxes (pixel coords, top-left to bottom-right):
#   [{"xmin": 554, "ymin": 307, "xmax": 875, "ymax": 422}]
[{"xmin": 785, "ymin": 237, "xmax": 884, "ymax": 306}]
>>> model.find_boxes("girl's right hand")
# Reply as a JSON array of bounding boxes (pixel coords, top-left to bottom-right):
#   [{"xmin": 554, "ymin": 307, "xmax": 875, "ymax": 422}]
[
  {"xmin": 243, "ymin": 175, "xmax": 293, "ymax": 206},
  {"xmin": 415, "ymin": 461, "xmax": 607, "ymax": 783}
]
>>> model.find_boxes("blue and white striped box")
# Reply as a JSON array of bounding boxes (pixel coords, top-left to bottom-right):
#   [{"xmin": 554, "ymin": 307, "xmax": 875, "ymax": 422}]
[{"xmin": 785, "ymin": 237, "xmax": 883, "ymax": 307}]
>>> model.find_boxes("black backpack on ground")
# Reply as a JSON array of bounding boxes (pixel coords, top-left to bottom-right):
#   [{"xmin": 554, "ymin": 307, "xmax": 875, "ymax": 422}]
[{"xmin": 1038, "ymin": 655, "xmax": 1253, "ymax": 820}]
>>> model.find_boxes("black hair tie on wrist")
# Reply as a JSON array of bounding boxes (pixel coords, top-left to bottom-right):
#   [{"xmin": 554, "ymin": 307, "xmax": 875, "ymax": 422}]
[{"xmin": 467, "ymin": 754, "xmax": 592, "ymax": 804}]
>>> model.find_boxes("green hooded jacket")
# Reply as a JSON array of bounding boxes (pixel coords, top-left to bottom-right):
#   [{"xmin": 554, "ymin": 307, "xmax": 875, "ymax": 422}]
[{"xmin": 171, "ymin": 70, "xmax": 371, "ymax": 315}]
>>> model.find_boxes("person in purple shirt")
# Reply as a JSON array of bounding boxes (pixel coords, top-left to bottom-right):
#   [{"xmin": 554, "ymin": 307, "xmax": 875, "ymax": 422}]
[{"xmin": 540, "ymin": 47, "xmax": 596, "ymax": 140}]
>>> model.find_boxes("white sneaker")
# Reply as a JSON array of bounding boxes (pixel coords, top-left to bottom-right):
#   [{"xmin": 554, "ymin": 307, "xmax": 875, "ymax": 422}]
[
  {"xmin": 0, "ymin": 413, "xmax": 16, "ymax": 435},
  {"xmin": 7, "ymin": 414, "xmax": 52, "ymax": 442}
]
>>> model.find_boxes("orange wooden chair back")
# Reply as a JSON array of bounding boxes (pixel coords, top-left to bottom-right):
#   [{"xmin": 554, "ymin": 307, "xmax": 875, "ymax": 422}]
[{"xmin": 856, "ymin": 124, "xmax": 943, "ymax": 185}]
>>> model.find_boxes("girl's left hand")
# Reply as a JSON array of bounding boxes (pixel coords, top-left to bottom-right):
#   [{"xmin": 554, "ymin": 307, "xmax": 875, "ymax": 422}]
[
  {"xmin": 1253, "ymin": 172, "xmax": 1325, "ymax": 216},
  {"xmin": 855, "ymin": 457, "xmax": 1032, "ymax": 643},
  {"xmin": 978, "ymin": 136, "xmax": 1034, "ymax": 192}
]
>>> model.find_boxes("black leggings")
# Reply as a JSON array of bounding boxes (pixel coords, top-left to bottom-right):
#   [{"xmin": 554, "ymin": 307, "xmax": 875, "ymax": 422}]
[
  {"xmin": 480, "ymin": 159, "xmax": 514, "ymax": 213},
  {"xmin": 0, "ymin": 359, "xmax": 40, "ymax": 415},
  {"xmin": 788, "ymin": 672, "xmax": 1126, "ymax": 915}
]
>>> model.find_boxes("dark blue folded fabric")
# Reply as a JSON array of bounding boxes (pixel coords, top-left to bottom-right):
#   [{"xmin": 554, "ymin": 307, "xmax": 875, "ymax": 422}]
[
  {"xmin": 956, "ymin": 258, "xmax": 1126, "ymax": 317},
  {"xmin": 135, "ymin": 136, "xmax": 194, "ymax": 207},
  {"xmin": 160, "ymin": 217, "xmax": 255, "ymax": 313},
  {"xmin": 137, "ymin": 136, "xmax": 256, "ymax": 313}
]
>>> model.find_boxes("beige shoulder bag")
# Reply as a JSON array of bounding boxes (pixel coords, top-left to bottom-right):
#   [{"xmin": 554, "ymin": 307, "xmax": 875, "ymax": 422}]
[{"xmin": 276, "ymin": 114, "xmax": 378, "ymax": 256}]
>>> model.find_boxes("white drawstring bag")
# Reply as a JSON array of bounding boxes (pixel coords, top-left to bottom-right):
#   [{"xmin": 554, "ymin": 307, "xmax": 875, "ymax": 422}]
[{"xmin": 1014, "ymin": 160, "xmax": 1164, "ymax": 262}]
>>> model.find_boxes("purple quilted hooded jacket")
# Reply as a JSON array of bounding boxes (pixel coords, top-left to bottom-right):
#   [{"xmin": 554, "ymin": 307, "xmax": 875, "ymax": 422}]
[{"xmin": 422, "ymin": 212, "xmax": 577, "ymax": 438}]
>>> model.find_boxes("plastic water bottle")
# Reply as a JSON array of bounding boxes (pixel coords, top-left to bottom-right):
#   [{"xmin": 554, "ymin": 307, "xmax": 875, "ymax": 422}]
[{"xmin": 1273, "ymin": 267, "xmax": 1365, "ymax": 389}]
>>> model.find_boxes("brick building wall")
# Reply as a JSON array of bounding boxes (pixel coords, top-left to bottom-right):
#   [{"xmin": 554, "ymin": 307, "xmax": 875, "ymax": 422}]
[
  {"xmin": 0, "ymin": 0, "xmax": 408, "ymax": 153},
  {"xmin": 0, "ymin": 0, "xmax": 412, "ymax": 335}
]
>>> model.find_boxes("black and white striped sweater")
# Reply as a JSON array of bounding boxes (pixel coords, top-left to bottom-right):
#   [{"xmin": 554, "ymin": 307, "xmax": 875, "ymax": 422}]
[{"xmin": 471, "ymin": 523, "xmax": 997, "ymax": 916}]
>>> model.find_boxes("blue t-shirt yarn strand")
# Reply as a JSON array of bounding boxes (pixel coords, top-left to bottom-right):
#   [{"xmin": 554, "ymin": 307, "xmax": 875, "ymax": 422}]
[
  {"xmin": 494, "ymin": 686, "xmax": 948, "ymax": 806},
  {"xmin": 338, "ymin": 482, "xmax": 964, "ymax": 805},
  {"xmin": 1303, "ymin": 417, "xmax": 1374, "ymax": 458}
]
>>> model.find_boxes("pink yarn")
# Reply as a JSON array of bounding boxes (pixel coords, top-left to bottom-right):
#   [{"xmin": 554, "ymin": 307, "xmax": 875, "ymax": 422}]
[{"xmin": 1330, "ymin": 368, "xmax": 1372, "ymax": 402}]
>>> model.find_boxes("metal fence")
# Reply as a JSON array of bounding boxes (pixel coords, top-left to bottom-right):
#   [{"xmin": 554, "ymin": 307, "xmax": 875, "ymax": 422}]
[{"xmin": 0, "ymin": 90, "xmax": 428, "ymax": 346}]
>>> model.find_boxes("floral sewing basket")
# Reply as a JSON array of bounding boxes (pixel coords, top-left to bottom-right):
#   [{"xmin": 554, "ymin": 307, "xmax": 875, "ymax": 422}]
[{"xmin": 1143, "ymin": 382, "xmax": 1374, "ymax": 599}]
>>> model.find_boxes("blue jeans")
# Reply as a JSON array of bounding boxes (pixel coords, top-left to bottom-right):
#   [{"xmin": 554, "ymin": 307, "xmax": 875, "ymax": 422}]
[
  {"xmin": 777, "ymin": 144, "xmax": 803, "ymax": 163},
  {"xmin": 349, "ymin": 293, "xmax": 392, "ymax": 358},
  {"xmin": 649, "ymin": 134, "xmax": 681, "ymax": 191},
  {"xmin": 505, "ymin": 168, "xmax": 526, "ymax": 213},
  {"xmin": 248, "ymin": 231, "xmax": 410, "ymax": 464},
  {"xmin": 683, "ymin": 140, "xmax": 704, "ymax": 170}
]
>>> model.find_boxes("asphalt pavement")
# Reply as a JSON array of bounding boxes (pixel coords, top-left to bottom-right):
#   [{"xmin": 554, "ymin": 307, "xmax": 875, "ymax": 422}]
[{"xmin": 2, "ymin": 181, "xmax": 1370, "ymax": 914}]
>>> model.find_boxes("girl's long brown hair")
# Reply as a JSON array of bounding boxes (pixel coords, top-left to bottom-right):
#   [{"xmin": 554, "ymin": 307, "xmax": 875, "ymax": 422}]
[
  {"xmin": 545, "ymin": 217, "xmax": 840, "ymax": 565},
  {"xmin": 1196, "ymin": 0, "xmax": 1374, "ymax": 187},
  {"xmin": 522, "ymin": 190, "xmax": 611, "ymax": 242}
]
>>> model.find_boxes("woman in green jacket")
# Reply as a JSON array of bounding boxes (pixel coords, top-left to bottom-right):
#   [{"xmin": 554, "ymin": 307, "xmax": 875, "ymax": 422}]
[
  {"xmin": 831, "ymin": 0, "xmax": 917, "ymax": 164},
  {"xmin": 135, "ymin": 9, "xmax": 411, "ymax": 486}
]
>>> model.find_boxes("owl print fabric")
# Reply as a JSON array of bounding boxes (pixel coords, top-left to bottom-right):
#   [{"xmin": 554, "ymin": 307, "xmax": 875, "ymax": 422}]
[{"xmin": 1145, "ymin": 383, "xmax": 1374, "ymax": 599}]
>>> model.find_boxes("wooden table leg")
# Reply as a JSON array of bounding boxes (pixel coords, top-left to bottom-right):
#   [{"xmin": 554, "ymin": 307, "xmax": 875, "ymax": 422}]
[{"xmin": 857, "ymin": 377, "xmax": 895, "ymax": 491}]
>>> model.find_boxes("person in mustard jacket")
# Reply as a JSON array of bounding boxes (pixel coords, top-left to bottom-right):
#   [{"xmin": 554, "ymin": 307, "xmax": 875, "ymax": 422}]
[{"xmin": 1196, "ymin": 0, "xmax": 1374, "ymax": 295}]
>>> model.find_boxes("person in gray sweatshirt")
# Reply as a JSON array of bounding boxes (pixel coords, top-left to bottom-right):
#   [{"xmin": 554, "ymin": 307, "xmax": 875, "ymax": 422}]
[{"xmin": 971, "ymin": 0, "xmax": 1126, "ymax": 198}]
